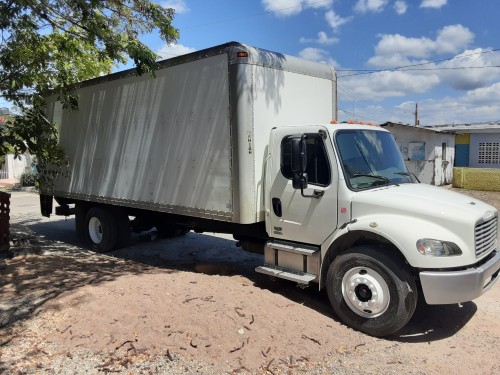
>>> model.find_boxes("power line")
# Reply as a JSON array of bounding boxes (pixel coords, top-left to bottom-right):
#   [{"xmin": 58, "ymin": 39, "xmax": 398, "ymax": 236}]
[{"xmin": 337, "ymin": 48, "xmax": 500, "ymax": 77}]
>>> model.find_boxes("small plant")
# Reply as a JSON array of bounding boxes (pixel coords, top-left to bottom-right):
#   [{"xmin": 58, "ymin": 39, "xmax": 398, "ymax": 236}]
[{"xmin": 20, "ymin": 170, "xmax": 37, "ymax": 187}]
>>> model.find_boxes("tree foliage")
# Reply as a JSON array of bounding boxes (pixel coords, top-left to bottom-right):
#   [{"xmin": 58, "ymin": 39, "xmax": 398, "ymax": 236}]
[{"xmin": 0, "ymin": 0, "xmax": 178, "ymax": 186}]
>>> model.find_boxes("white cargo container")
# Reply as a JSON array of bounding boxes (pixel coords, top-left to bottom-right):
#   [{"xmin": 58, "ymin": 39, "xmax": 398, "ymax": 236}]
[
  {"xmin": 41, "ymin": 42, "xmax": 499, "ymax": 337},
  {"xmin": 45, "ymin": 42, "xmax": 335, "ymax": 224}
]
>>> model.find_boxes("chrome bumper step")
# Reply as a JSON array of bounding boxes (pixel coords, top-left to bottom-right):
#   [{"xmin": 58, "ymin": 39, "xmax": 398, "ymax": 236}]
[{"xmin": 255, "ymin": 265, "xmax": 317, "ymax": 284}]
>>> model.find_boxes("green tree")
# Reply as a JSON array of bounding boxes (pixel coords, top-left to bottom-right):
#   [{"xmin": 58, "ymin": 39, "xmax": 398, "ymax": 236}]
[{"xmin": 0, "ymin": 0, "xmax": 178, "ymax": 186}]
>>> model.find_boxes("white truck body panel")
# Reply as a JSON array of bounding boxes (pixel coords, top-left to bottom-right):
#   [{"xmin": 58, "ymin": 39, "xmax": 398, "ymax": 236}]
[{"xmin": 45, "ymin": 42, "xmax": 336, "ymax": 224}]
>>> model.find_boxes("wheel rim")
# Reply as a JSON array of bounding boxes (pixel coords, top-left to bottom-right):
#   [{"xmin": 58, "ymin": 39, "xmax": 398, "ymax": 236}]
[
  {"xmin": 341, "ymin": 266, "xmax": 390, "ymax": 318},
  {"xmin": 88, "ymin": 217, "xmax": 103, "ymax": 244}
]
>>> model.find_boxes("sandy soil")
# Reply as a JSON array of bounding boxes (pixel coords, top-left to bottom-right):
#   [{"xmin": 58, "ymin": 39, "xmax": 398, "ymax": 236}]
[{"xmin": 0, "ymin": 188, "xmax": 499, "ymax": 374}]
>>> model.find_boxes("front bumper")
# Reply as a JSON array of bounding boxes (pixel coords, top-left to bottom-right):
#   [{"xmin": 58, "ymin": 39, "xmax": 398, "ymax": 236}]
[{"xmin": 419, "ymin": 250, "xmax": 500, "ymax": 304}]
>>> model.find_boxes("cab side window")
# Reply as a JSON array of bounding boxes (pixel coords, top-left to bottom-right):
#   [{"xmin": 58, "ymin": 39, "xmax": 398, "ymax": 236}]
[{"xmin": 281, "ymin": 134, "xmax": 331, "ymax": 186}]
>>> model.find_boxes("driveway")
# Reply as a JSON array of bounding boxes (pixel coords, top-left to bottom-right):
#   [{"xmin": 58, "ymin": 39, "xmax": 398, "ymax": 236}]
[{"xmin": 1, "ymin": 190, "xmax": 499, "ymax": 374}]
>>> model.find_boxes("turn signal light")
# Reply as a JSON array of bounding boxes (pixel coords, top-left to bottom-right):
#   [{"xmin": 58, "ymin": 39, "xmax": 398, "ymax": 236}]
[{"xmin": 330, "ymin": 120, "xmax": 380, "ymax": 127}]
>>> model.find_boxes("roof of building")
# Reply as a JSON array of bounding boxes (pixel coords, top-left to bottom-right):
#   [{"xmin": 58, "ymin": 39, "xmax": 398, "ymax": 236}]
[
  {"xmin": 380, "ymin": 121, "xmax": 443, "ymax": 133},
  {"xmin": 424, "ymin": 122, "xmax": 500, "ymax": 134}
]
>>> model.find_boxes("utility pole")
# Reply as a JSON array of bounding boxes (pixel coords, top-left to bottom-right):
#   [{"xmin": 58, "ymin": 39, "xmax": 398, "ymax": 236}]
[{"xmin": 414, "ymin": 102, "xmax": 419, "ymax": 127}]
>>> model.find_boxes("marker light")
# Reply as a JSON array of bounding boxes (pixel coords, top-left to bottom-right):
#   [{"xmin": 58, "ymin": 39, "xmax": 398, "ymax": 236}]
[{"xmin": 236, "ymin": 52, "xmax": 248, "ymax": 58}]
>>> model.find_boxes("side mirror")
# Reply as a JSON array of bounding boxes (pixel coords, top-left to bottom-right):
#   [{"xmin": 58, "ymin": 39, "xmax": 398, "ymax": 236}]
[
  {"xmin": 292, "ymin": 173, "xmax": 308, "ymax": 190},
  {"xmin": 291, "ymin": 137, "xmax": 307, "ymax": 173}
]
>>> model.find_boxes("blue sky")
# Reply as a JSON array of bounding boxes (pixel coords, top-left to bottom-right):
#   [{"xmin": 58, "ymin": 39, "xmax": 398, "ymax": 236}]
[{"xmin": 153, "ymin": 0, "xmax": 500, "ymax": 125}]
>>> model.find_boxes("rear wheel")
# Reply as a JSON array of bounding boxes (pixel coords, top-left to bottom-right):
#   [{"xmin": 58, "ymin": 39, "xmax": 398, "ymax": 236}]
[
  {"xmin": 85, "ymin": 207, "xmax": 117, "ymax": 252},
  {"xmin": 326, "ymin": 246, "xmax": 417, "ymax": 337}
]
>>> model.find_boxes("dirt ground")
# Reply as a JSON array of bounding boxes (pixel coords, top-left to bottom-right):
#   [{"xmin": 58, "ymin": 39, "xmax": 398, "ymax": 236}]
[{"xmin": 0, "ymin": 187, "xmax": 499, "ymax": 374}]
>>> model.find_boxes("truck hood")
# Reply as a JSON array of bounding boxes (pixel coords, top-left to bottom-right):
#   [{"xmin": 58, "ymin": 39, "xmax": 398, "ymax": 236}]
[{"xmin": 351, "ymin": 183, "xmax": 497, "ymax": 226}]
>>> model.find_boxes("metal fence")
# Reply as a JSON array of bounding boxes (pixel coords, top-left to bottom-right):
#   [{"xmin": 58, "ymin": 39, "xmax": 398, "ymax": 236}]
[
  {"xmin": 0, "ymin": 191, "xmax": 10, "ymax": 252},
  {"xmin": 0, "ymin": 170, "xmax": 8, "ymax": 180}
]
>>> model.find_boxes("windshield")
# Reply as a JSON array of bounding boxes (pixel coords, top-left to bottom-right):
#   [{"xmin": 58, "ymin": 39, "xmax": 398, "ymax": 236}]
[{"xmin": 335, "ymin": 129, "xmax": 413, "ymax": 190}]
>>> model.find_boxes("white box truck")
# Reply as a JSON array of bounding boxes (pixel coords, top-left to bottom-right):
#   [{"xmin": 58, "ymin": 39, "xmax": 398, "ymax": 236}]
[{"xmin": 41, "ymin": 42, "xmax": 500, "ymax": 336}]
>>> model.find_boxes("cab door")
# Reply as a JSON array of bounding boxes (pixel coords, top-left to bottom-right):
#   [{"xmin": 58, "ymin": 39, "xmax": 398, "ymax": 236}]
[{"xmin": 267, "ymin": 126, "xmax": 339, "ymax": 245}]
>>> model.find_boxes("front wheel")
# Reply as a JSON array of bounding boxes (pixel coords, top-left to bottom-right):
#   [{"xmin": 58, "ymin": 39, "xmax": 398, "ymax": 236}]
[{"xmin": 326, "ymin": 246, "xmax": 417, "ymax": 337}]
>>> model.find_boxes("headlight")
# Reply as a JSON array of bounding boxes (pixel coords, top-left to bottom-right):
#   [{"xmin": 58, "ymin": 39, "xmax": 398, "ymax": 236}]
[{"xmin": 416, "ymin": 239, "xmax": 462, "ymax": 256}]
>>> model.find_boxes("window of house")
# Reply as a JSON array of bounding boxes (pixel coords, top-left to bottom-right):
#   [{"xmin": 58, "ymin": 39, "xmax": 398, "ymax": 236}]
[
  {"xmin": 281, "ymin": 134, "xmax": 330, "ymax": 186},
  {"xmin": 442, "ymin": 142, "xmax": 447, "ymax": 160},
  {"xmin": 478, "ymin": 142, "xmax": 500, "ymax": 165}
]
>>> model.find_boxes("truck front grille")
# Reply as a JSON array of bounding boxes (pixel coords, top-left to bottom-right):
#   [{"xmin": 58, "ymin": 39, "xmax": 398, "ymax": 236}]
[{"xmin": 475, "ymin": 216, "xmax": 498, "ymax": 258}]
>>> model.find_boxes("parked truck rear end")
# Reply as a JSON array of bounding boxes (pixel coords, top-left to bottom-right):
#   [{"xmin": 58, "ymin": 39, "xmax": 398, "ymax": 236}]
[{"xmin": 41, "ymin": 42, "xmax": 500, "ymax": 336}]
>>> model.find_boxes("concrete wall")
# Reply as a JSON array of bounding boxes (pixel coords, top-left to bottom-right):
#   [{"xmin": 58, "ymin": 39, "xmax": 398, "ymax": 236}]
[
  {"xmin": 469, "ymin": 133, "xmax": 500, "ymax": 168},
  {"xmin": 453, "ymin": 167, "xmax": 500, "ymax": 191},
  {"xmin": 386, "ymin": 124, "xmax": 455, "ymax": 185},
  {"xmin": 1, "ymin": 154, "xmax": 29, "ymax": 180}
]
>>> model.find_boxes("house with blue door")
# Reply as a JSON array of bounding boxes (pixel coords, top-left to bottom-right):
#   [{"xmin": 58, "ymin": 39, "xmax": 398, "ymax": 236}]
[{"xmin": 425, "ymin": 123, "xmax": 500, "ymax": 169}]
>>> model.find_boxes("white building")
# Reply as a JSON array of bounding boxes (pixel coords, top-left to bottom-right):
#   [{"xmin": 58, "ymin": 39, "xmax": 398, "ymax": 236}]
[
  {"xmin": 0, "ymin": 154, "xmax": 30, "ymax": 180},
  {"xmin": 381, "ymin": 122, "xmax": 455, "ymax": 186}
]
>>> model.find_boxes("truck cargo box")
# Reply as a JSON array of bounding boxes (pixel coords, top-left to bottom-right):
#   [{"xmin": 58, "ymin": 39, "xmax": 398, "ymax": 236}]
[{"xmin": 46, "ymin": 42, "xmax": 336, "ymax": 224}]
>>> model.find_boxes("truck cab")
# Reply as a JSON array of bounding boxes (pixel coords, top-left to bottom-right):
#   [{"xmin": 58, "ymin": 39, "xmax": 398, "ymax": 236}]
[{"xmin": 257, "ymin": 122, "xmax": 500, "ymax": 336}]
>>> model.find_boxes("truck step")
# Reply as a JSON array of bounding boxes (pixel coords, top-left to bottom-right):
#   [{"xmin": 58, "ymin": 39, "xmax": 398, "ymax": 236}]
[
  {"xmin": 255, "ymin": 265, "xmax": 317, "ymax": 284},
  {"xmin": 266, "ymin": 240, "xmax": 319, "ymax": 256}
]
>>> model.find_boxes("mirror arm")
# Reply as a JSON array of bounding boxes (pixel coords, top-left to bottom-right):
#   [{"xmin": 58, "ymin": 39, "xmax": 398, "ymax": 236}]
[{"xmin": 300, "ymin": 186, "xmax": 324, "ymax": 199}]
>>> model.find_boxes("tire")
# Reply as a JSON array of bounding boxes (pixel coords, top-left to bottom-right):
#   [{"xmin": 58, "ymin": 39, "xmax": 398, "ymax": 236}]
[
  {"xmin": 85, "ymin": 207, "xmax": 118, "ymax": 252},
  {"xmin": 326, "ymin": 246, "xmax": 417, "ymax": 337}
]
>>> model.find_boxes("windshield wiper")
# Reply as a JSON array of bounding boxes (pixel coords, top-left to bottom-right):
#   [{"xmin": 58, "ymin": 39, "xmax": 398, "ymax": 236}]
[
  {"xmin": 395, "ymin": 171, "xmax": 419, "ymax": 183},
  {"xmin": 353, "ymin": 173, "xmax": 399, "ymax": 187}
]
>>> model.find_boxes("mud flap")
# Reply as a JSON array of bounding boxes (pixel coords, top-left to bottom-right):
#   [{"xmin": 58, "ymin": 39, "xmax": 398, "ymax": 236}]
[{"xmin": 40, "ymin": 194, "xmax": 53, "ymax": 217}]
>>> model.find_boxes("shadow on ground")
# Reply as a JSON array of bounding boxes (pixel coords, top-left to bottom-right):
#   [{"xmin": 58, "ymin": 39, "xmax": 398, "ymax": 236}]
[
  {"xmin": 390, "ymin": 301, "xmax": 477, "ymax": 342},
  {"xmin": 1, "ymin": 221, "xmax": 168, "ymax": 339},
  {"xmin": 1, "ymin": 215, "xmax": 477, "ymax": 346}
]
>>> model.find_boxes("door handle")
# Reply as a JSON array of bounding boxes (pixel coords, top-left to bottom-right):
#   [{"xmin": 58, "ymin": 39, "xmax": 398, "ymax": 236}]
[{"xmin": 272, "ymin": 198, "xmax": 282, "ymax": 217}]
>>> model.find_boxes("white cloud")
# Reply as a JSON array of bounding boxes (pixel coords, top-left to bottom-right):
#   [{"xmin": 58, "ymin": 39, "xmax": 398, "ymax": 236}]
[
  {"xmin": 304, "ymin": 0, "xmax": 334, "ymax": 9},
  {"xmin": 325, "ymin": 10, "xmax": 352, "ymax": 31},
  {"xmin": 157, "ymin": 43, "xmax": 196, "ymax": 59},
  {"xmin": 370, "ymin": 24, "xmax": 474, "ymax": 64},
  {"xmin": 420, "ymin": 0, "xmax": 447, "ymax": 9},
  {"xmin": 464, "ymin": 81, "xmax": 500, "ymax": 106},
  {"xmin": 298, "ymin": 47, "xmax": 338, "ymax": 66},
  {"xmin": 435, "ymin": 25, "xmax": 474, "ymax": 54},
  {"xmin": 354, "ymin": 0, "xmax": 389, "ymax": 13},
  {"xmin": 393, "ymin": 1, "xmax": 407, "ymax": 14},
  {"xmin": 300, "ymin": 31, "xmax": 339, "ymax": 45},
  {"xmin": 298, "ymin": 47, "xmax": 329, "ymax": 62},
  {"xmin": 439, "ymin": 48, "xmax": 500, "ymax": 90},
  {"xmin": 261, "ymin": 0, "xmax": 333, "ymax": 17},
  {"xmin": 339, "ymin": 71, "xmax": 440, "ymax": 102},
  {"xmin": 161, "ymin": 0, "xmax": 190, "ymax": 14},
  {"xmin": 339, "ymin": 82, "xmax": 500, "ymax": 125},
  {"xmin": 406, "ymin": 83, "xmax": 500, "ymax": 124},
  {"xmin": 374, "ymin": 34, "xmax": 434, "ymax": 59},
  {"xmin": 367, "ymin": 53, "xmax": 413, "ymax": 68},
  {"xmin": 262, "ymin": 0, "xmax": 302, "ymax": 17}
]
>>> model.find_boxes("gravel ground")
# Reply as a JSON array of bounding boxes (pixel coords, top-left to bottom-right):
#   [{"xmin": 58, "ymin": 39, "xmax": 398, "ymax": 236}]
[{"xmin": 0, "ymin": 188, "xmax": 499, "ymax": 374}]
